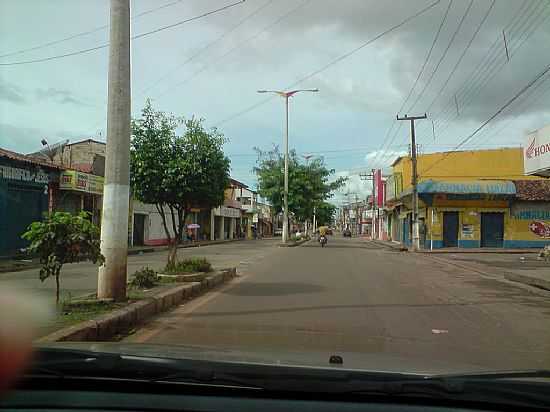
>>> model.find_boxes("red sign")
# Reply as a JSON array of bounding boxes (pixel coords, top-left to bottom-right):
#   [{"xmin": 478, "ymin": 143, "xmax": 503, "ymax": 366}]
[
  {"xmin": 375, "ymin": 169, "xmax": 384, "ymax": 207},
  {"xmin": 529, "ymin": 221, "xmax": 550, "ymax": 238}
]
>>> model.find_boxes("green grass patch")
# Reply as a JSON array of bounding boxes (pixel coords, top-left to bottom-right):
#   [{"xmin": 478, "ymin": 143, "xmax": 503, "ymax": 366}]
[
  {"xmin": 164, "ymin": 257, "xmax": 212, "ymax": 275},
  {"xmin": 58, "ymin": 299, "xmax": 119, "ymax": 325}
]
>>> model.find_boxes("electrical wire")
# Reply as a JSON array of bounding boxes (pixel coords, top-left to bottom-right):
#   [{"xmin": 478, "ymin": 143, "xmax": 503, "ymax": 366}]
[
  {"xmin": 419, "ymin": 60, "xmax": 550, "ymax": 176},
  {"xmin": 0, "ymin": 0, "xmax": 245, "ymax": 66},
  {"xmin": 425, "ymin": 0, "xmax": 547, "ymax": 139},
  {"xmin": 137, "ymin": 0, "xmax": 274, "ymax": 97},
  {"xmin": 152, "ymin": 0, "xmax": 313, "ymax": 98},
  {"xmin": 213, "ymin": 0, "xmax": 442, "ymax": 128},
  {"xmin": 360, "ymin": 0, "xmax": 452, "ymax": 170},
  {"xmin": 429, "ymin": 3, "xmax": 550, "ymax": 145},
  {"xmin": 425, "ymin": 0, "xmax": 496, "ymax": 113},
  {"xmin": 406, "ymin": 0, "xmax": 474, "ymax": 113},
  {"xmin": 0, "ymin": 0, "xmax": 187, "ymax": 59},
  {"xmin": 431, "ymin": 0, "xmax": 545, "ymax": 133}
]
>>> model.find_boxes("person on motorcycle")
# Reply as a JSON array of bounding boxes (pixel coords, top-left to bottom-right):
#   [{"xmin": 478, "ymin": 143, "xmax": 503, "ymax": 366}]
[{"xmin": 318, "ymin": 226, "xmax": 328, "ymax": 247}]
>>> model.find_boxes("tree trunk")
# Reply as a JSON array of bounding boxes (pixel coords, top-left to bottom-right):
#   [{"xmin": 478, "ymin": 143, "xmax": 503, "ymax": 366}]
[
  {"xmin": 156, "ymin": 203, "xmax": 175, "ymax": 268},
  {"xmin": 55, "ymin": 273, "xmax": 60, "ymax": 304},
  {"xmin": 167, "ymin": 242, "xmax": 177, "ymax": 268}
]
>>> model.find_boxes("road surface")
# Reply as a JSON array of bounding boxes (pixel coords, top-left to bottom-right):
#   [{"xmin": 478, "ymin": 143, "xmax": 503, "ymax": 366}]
[{"xmin": 124, "ymin": 235, "xmax": 550, "ymax": 374}]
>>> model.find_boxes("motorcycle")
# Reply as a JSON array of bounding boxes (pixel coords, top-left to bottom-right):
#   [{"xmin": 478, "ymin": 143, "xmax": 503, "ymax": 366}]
[{"xmin": 319, "ymin": 235, "xmax": 327, "ymax": 247}]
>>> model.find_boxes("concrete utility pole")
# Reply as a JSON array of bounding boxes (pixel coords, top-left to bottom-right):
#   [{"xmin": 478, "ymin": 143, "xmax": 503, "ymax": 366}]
[
  {"xmin": 257, "ymin": 89, "xmax": 318, "ymax": 242},
  {"xmin": 98, "ymin": 0, "xmax": 131, "ymax": 301},
  {"xmin": 397, "ymin": 113, "xmax": 427, "ymax": 251}
]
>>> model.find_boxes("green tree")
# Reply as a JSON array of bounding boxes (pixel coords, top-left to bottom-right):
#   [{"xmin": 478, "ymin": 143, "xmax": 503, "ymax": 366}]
[
  {"xmin": 21, "ymin": 211, "xmax": 104, "ymax": 304},
  {"xmin": 131, "ymin": 101, "xmax": 230, "ymax": 266},
  {"xmin": 254, "ymin": 147, "xmax": 346, "ymax": 225},
  {"xmin": 315, "ymin": 202, "xmax": 337, "ymax": 226}
]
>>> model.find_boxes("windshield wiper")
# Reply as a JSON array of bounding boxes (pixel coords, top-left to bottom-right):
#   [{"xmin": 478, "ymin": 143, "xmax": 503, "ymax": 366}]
[
  {"xmin": 438, "ymin": 369, "xmax": 550, "ymax": 380},
  {"xmin": 29, "ymin": 348, "xmax": 264, "ymax": 390}
]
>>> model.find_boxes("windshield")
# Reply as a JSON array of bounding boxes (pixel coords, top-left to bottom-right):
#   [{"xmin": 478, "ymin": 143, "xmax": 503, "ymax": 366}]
[{"xmin": 1, "ymin": 0, "xmax": 550, "ymax": 385}]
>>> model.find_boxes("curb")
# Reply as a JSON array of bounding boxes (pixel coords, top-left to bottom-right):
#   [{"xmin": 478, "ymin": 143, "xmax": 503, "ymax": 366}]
[
  {"xmin": 36, "ymin": 267, "xmax": 237, "ymax": 343},
  {"xmin": 502, "ymin": 272, "xmax": 550, "ymax": 291},
  {"xmin": 127, "ymin": 247, "xmax": 155, "ymax": 256},
  {"xmin": 369, "ymin": 240, "xmax": 408, "ymax": 252},
  {"xmin": 425, "ymin": 254, "xmax": 550, "ymax": 295},
  {"xmin": 279, "ymin": 238, "xmax": 310, "ymax": 247}
]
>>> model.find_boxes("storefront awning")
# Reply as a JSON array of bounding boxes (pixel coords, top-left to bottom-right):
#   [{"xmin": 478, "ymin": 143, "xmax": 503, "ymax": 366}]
[
  {"xmin": 398, "ymin": 180, "xmax": 516, "ymax": 199},
  {"xmin": 417, "ymin": 180, "xmax": 516, "ymax": 195}
]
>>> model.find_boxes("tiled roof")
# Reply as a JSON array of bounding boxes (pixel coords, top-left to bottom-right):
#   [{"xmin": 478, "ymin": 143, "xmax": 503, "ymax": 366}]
[
  {"xmin": 0, "ymin": 147, "xmax": 62, "ymax": 169},
  {"xmin": 513, "ymin": 180, "xmax": 550, "ymax": 201}
]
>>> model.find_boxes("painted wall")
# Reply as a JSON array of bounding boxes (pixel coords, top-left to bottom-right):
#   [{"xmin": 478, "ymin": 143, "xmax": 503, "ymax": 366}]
[
  {"xmin": 392, "ymin": 148, "xmax": 543, "ymax": 197},
  {"xmin": 132, "ymin": 200, "xmax": 179, "ymax": 246},
  {"xmin": 425, "ymin": 199, "xmax": 550, "ymax": 248},
  {"xmin": 507, "ymin": 201, "xmax": 550, "ymax": 247}
]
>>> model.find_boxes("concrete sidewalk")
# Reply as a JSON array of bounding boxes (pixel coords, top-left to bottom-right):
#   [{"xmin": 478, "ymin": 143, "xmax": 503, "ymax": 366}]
[
  {"xmin": 0, "ymin": 238, "xmax": 245, "ymax": 273},
  {"xmin": 368, "ymin": 239, "xmax": 550, "ymax": 291},
  {"xmin": 428, "ymin": 252, "xmax": 550, "ymax": 292},
  {"xmin": 370, "ymin": 239, "xmax": 541, "ymax": 254},
  {"xmin": 0, "ymin": 239, "xmax": 279, "ymax": 301}
]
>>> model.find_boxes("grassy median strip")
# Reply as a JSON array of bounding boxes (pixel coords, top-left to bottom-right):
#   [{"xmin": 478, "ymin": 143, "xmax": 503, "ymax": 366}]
[{"xmin": 36, "ymin": 258, "xmax": 235, "ymax": 342}]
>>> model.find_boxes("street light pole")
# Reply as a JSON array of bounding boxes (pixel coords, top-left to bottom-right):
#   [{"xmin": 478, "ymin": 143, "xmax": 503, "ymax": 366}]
[
  {"xmin": 284, "ymin": 95, "xmax": 289, "ymax": 242},
  {"xmin": 257, "ymin": 88, "xmax": 318, "ymax": 243}
]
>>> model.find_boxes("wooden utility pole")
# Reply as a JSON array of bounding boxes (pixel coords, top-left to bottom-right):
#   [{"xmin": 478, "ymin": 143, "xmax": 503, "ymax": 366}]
[
  {"xmin": 360, "ymin": 171, "xmax": 375, "ymax": 239},
  {"xmin": 98, "ymin": 0, "xmax": 131, "ymax": 301},
  {"xmin": 397, "ymin": 113, "xmax": 427, "ymax": 251}
]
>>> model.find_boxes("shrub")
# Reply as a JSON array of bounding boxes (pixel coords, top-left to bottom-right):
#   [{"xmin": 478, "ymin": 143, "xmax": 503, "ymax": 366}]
[
  {"xmin": 129, "ymin": 267, "xmax": 158, "ymax": 289},
  {"xmin": 165, "ymin": 257, "xmax": 212, "ymax": 274},
  {"xmin": 21, "ymin": 211, "xmax": 104, "ymax": 304}
]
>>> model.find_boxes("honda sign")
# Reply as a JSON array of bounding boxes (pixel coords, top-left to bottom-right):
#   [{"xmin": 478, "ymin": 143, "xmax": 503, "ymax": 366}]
[{"xmin": 524, "ymin": 124, "xmax": 550, "ymax": 177}]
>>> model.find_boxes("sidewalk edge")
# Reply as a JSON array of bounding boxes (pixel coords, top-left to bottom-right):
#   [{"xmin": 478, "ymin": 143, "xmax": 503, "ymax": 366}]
[{"xmin": 35, "ymin": 267, "xmax": 238, "ymax": 343}]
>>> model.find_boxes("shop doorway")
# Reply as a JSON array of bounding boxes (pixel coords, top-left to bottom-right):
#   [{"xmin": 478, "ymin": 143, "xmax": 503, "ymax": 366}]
[
  {"xmin": 481, "ymin": 212, "xmax": 504, "ymax": 248},
  {"xmin": 443, "ymin": 212, "xmax": 459, "ymax": 247},
  {"xmin": 133, "ymin": 213, "xmax": 146, "ymax": 246}
]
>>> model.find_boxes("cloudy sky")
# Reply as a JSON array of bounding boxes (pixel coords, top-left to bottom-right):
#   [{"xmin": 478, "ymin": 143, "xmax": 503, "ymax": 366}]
[{"xmin": 1, "ymin": 0, "xmax": 549, "ymax": 202}]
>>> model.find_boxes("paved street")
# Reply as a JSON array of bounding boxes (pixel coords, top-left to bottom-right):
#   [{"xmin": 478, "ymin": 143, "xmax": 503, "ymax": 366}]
[
  {"xmin": 125, "ymin": 236, "xmax": 550, "ymax": 374},
  {"xmin": 0, "ymin": 240, "xmax": 277, "ymax": 300}
]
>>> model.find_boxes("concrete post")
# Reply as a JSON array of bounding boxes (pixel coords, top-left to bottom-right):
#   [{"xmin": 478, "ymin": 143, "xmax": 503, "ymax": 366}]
[
  {"xmin": 210, "ymin": 209, "xmax": 215, "ymax": 241},
  {"xmin": 218, "ymin": 216, "xmax": 225, "ymax": 240},
  {"xmin": 229, "ymin": 218, "xmax": 235, "ymax": 239},
  {"xmin": 98, "ymin": 0, "xmax": 131, "ymax": 301}
]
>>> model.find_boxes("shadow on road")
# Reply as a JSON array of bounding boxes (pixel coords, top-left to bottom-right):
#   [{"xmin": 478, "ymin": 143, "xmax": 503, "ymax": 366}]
[
  {"xmin": 223, "ymin": 282, "xmax": 326, "ymax": 297},
  {"xmin": 302, "ymin": 243, "xmax": 383, "ymax": 249}
]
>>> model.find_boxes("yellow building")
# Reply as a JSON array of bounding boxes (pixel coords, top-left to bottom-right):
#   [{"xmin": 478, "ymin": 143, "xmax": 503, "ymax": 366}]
[{"xmin": 386, "ymin": 148, "xmax": 550, "ymax": 249}]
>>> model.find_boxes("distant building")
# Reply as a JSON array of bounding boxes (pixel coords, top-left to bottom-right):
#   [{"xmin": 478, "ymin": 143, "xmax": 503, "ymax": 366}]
[
  {"xmin": 385, "ymin": 147, "xmax": 549, "ymax": 249},
  {"xmin": 0, "ymin": 148, "xmax": 61, "ymax": 257}
]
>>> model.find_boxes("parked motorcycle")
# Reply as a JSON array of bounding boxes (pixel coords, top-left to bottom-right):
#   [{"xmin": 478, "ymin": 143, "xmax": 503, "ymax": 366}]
[{"xmin": 319, "ymin": 235, "xmax": 327, "ymax": 247}]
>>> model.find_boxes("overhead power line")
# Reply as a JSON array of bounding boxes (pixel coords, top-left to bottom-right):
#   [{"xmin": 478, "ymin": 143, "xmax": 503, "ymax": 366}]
[
  {"xmin": 420, "ymin": 60, "xmax": 550, "ymax": 176},
  {"xmin": 425, "ymin": 0, "xmax": 496, "ymax": 113},
  {"xmin": 428, "ymin": 3, "xmax": 550, "ymax": 146},
  {"xmin": 425, "ymin": 0, "xmax": 548, "ymax": 140},
  {"xmin": 370, "ymin": 0, "xmax": 452, "ymax": 169},
  {"xmin": 152, "ymin": 0, "xmax": 312, "ymax": 99},
  {"xmin": 214, "ymin": 0, "xmax": 442, "ymax": 128},
  {"xmin": 0, "ymin": 0, "xmax": 245, "ymax": 66},
  {"xmin": 407, "ymin": 0, "xmax": 474, "ymax": 113},
  {"xmin": 0, "ymin": 0, "xmax": 187, "ymax": 59},
  {"xmin": 138, "ymin": 0, "xmax": 274, "ymax": 97}
]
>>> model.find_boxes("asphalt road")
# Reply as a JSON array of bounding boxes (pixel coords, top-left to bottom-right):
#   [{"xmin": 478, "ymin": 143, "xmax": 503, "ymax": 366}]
[
  {"xmin": 124, "ymin": 235, "xmax": 550, "ymax": 374},
  {"xmin": 0, "ymin": 240, "xmax": 277, "ymax": 300}
]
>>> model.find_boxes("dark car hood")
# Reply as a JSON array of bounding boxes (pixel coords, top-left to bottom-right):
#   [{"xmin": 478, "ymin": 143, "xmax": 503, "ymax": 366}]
[{"xmin": 36, "ymin": 342, "xmax": 488, "ymax": 376}]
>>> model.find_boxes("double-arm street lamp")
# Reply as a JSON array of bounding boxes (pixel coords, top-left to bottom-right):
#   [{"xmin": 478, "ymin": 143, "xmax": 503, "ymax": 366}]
[{"xmin": 257, "ymin": 88, "xmax": 319, "ymax": 243}]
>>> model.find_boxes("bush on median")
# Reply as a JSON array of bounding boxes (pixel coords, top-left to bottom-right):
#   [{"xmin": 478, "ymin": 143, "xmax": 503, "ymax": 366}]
[
  {"xmin": 129, "ymin": 267, "xmax": 159, "ymax": 289},
  {"xmin": 164, "ymin": 257, "xmax": 212, "ymax": 275}
]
